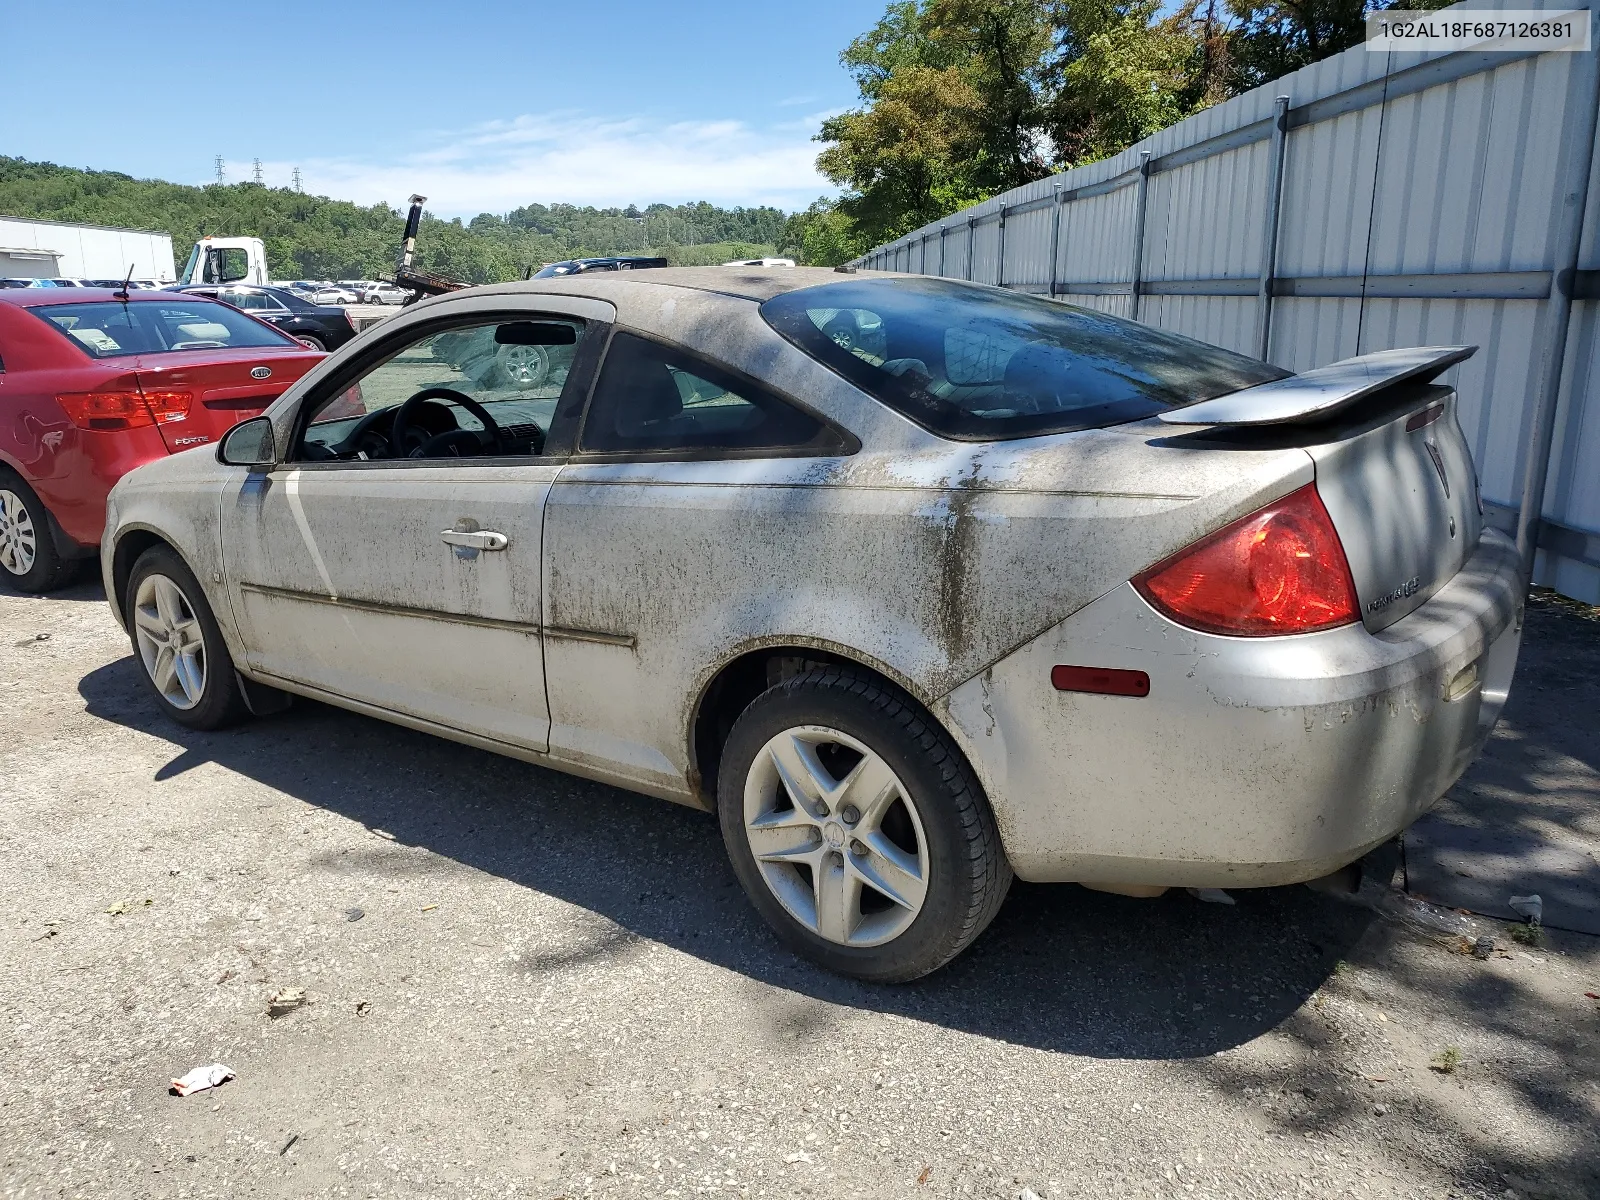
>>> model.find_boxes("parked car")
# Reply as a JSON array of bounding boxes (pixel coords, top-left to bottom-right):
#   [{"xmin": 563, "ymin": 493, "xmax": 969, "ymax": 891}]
[
  {"xmin": 0, "ymin": 288, "xmax": 323, "ymax": 591},
  {"xmin": 531, "ymin": 256, "xmax": 670, "ymax": 278},
  {"xmin": 99, "ymin": 268, "xmax": 1521, "ymax": 981},
  {"xmin": 723, "ymin": 258, "xmax": 796, "ymax": 268},
  {"xmin": 278, "ymin": 281, "xmax": 355, "ymax": 305},
  {"xmin": 354, "ymin": 281, "xmax": 411, "ymax": 305},
  {"xmin": 176, "ymin": 284, "xmax": 358, "ymax": 351},
  {"xmin": 307, "ymin": 283, "xmax": 359, "ymax": 305}
]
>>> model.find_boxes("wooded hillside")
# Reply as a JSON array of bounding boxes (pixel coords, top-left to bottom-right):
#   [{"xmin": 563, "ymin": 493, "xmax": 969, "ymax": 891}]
[{"xmin": 0, "ymin": 157, "xmax": 793, "ymax": 281}]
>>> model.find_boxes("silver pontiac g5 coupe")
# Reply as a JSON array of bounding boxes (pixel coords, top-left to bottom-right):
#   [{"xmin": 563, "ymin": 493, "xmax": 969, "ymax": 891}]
[{"xmin": 101, "ymin": 267, "xmax": 1522, "ymax": 980}]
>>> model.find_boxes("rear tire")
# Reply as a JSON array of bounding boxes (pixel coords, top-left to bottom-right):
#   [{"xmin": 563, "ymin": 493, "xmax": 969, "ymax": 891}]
[
  {"xmin": 0, "ymin": 472, "xmax": 78, "ymax": 594},
  {"xmin": 717, "ymin": 665, "xmax": 1011, "ymax": 982},
  {"xmin": 295, "ymin": 334, "xmax": 326, "ymax": 351},
  {"xmin": 125, "ymin": 545, "xmax": 249, "ymax": 730}
]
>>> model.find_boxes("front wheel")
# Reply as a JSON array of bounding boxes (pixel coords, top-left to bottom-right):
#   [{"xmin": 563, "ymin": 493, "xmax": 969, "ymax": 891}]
[
  {"xmin": 126, "ymin": 545, "xmax": 249, "ymax": 730},
  {"xmin": 718, "ymin": 666, "xmax": 1011, "ymax": 982}
]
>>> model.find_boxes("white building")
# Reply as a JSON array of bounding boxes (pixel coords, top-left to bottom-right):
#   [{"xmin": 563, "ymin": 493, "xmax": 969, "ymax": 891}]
[{"xmin": 0, "ymin": 214, "xmax": 176, "ymax": 282}]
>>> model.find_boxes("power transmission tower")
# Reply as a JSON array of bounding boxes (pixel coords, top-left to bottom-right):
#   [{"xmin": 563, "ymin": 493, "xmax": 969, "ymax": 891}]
[
  {"xmin": 252, "ymin": 158, "xmax": 264, "ymax": 185},
  {"xmin": 291, "ymin": 167, "xmax": 303, "ymax": 193},
  {"xmin": 214, "ymin": 155, "xmax": 225, "ymax": 184}
]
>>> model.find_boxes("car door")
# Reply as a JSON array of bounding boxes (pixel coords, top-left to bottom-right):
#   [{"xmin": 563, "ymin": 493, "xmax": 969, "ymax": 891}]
[
  {"xmin": 217, "ymin": 299, "xmax": 610, "ymax": 752},
  {"xmin": 540, "ymin": 328, "xmax": 855, "ymax": 796}
]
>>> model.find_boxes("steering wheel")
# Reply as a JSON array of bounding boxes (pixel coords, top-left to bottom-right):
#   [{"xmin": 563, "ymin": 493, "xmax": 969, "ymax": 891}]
[{"xmin": 390, "ymin": 387, "xmax": 507, "ymax": 459}]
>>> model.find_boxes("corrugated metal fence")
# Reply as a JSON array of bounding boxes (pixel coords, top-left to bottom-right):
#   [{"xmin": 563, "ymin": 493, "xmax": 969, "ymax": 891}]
[{"xmin": 854, "ymin": 0, "xmax": 1600, "ymax": 602}]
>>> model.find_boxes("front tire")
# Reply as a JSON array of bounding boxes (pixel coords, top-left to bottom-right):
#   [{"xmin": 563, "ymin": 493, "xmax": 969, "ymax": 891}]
[
  {"xmin": 718, "ymin": 666, "xmax": 1011, "ymax": 982},
  {"xmin": 126, "ymin": 545, "xmax": 249, "ymax": 730},
  {"xmin": 0, "ymin": 473, "xmax": 77, "ymax": 593}
]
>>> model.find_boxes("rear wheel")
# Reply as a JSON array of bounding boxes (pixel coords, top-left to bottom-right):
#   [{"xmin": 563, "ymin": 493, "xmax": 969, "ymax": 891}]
[
  {"xmin": 295, "ymin": 334, "xmax": 326, "ymax": 351},
  {"xmin": 0, "ymin": 473, "xmax": 77, "ymax": 593},
  {"xmin": 126, "ymin": 545, "xmax": 249, "ymax": 730},
  {"xmin": 718, "ymin": 666, "xmax": 1011, "ymax": 982}
]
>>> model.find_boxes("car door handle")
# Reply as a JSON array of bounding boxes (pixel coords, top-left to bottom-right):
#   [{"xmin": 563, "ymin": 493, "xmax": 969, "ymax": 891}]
[{"xmin": 440, "ymin": 529, "xmax": 509, "ymax": 551}]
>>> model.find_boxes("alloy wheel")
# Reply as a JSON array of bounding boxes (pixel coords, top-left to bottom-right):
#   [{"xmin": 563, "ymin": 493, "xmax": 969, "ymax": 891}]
[
  {"xmin": 742, "ymin": 725, "xmax": 929, "ymax": 948},
  {"xmin": 498, "ymin": 343, "xmax": 549, "ymax": 386},
  {"xmin": 0, "ymin": 489, "xmax": 37, "ymax": 576},
  {"xmin": 132, "ymin": 573, "xmax": 207, "ymax": 710}
]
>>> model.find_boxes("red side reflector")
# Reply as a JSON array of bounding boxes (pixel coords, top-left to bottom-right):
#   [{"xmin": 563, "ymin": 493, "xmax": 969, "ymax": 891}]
[
  {"xmin": 1051, "ymin": 665, "xmax": 1150, "ymax": 697},
  {"xmin": 1405, "ymin": 402, "xmax": 1446, "ymax": 432}
]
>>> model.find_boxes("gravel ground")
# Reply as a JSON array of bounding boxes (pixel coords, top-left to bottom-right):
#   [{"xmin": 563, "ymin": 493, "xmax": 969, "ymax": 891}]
[{"xmin": 2, "ymin": 579, "xmax": 1597, "ymax": 1200}]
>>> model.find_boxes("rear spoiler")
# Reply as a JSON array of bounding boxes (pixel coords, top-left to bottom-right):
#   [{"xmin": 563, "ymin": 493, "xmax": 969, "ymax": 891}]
[{"xmin": 1160, "ymin": 346, "xmax": 1476, "ymax": 427}]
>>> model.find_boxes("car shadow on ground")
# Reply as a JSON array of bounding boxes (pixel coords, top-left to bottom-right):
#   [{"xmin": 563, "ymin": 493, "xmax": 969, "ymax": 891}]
[
  {"xmin": 77, "ymin": 651, "xmax": 1378, "ymax": 1062},
  {"xmin": 0, "ymin": 570, "xmax": 108, "ymax": 604}
]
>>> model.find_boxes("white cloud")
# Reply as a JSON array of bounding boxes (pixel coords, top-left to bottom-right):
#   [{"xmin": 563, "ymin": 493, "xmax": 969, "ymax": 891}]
[{"xmin": 222, "ymin": 111, "xmax": 838, "ymax": 216}]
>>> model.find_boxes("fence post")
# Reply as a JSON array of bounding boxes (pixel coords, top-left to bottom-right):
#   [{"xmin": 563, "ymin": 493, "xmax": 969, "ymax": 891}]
[
  {"xmin": 966, "ymin": 217, "xmax": 976, "ymax": 280},
  {"xmin": 1048, "ymin": 181, "xmax": 1064, "ymax": 300},
  {"xmin": 1516, "ymin": 25, "xmax": 1600, "ymax": 579},
  {"xmin": 1255, "ymin": 95, "xmax": 1292, "ymax": 361},
  {"xmin": 938, "ymin": 226, "xmax": 947, "ymax": 277},
  {"xmin": 1129, "ymin": 151, "xmax": 1152, "ymax": 321},
  {"xmin": 997, "ymin": 207, "xmax": 1008, "ymax": 288}
]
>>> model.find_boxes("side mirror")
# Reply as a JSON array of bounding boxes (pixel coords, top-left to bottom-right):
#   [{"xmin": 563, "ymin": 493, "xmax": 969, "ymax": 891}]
[{"xmin": 218, "ymin": 416, "xmax": 276, "ymax": 470}]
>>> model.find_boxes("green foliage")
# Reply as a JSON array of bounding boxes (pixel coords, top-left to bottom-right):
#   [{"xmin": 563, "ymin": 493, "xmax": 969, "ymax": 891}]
[
  {"xmin": 782, "ymin": 198, "xmax": 872, "ymax": 267},
  {"xmin": 817, "ymin": 0, "xmax": 1413, "ymax": 255},
  {"xmin": 0, "ymin": 157, "xmax": 788, "ymax": 281}
]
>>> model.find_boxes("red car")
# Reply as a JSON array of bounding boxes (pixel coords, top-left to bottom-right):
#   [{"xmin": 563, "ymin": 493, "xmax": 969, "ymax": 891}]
[{"xmin": 0, "ymin": 288, "xmax": 324, "ymax": 591}]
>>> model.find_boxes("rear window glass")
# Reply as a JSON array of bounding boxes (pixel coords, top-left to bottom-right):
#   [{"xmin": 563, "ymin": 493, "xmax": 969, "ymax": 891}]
[
  {"xmin": 760, "ymin": 277, "xmax": 1289, "ymax": 440},
  {"xmin": 31, "ymin": 299, "xmax": 297, "ymax": 359}
]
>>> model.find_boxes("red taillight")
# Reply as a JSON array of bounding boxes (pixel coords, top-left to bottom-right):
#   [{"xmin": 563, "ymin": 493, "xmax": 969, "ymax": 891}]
[
  {"xmin": 1133, "ymin": 483, "xmax": 1359, "ymax": 636},
  {"xmin": 56, "ymin": 390, "xmax": 153, "ymax": 431},
  {"xmin": 57, "ymin": 388, "xmax": 192, "ymax": 431}
]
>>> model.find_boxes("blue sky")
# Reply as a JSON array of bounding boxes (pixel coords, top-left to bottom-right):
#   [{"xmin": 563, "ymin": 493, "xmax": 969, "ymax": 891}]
[{"xmin": 1, "ymin": 1, "xmax": 886, "ymax": 215}]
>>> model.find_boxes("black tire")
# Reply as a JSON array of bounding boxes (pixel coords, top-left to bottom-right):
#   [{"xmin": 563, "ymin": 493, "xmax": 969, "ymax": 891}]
[
  {"xmin": 0, "ymin": 470, "xmax": 78, "ymax": 593},
  {"xmin": 718, "ymin": 665, "xmax": 1011, "ymax": 982},
  {"xmin": 296, "ymin": 334, "xmax": 326, "ymax": 351},
  {"xmin": 125, "ymin": 545, "xmax": 250, "ymax": 730}
]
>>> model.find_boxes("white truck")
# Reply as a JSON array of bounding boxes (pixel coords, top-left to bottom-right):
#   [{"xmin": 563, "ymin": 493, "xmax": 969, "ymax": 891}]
[{"xmin": 174, "ymin": 236, "xmax": 270, "ymax": 287}]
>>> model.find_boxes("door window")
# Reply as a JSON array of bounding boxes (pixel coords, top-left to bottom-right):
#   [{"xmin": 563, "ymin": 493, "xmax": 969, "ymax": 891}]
[
  {"xmin": 297, "ymin": 317, "xmax": 583, "ymax": 462},
  {"xmin": 580, "ymin": 331, "xmax": 832, "ymax": 455}
]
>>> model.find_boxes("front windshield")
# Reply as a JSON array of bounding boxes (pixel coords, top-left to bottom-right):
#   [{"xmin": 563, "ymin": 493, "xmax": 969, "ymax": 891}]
[
  {"xmin": 301, "ymin": 318, "xmax": 583, "ymax": 457},
  {"xmin": 32, "ymin": 298, "xmax": 300, "ymax": 358}
]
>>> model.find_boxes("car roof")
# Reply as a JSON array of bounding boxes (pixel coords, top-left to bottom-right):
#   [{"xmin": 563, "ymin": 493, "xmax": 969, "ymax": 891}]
[
  {"xmin": 482, "ymin": 265, "xmax": 895, "ymax": 304},
  {"xmin": 0, "ymin": 287, "xmax": 222, "ymax": 308}
]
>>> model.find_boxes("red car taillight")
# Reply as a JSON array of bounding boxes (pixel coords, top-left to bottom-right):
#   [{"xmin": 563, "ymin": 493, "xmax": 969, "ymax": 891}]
[
  {"xmin": 1133, "ymin": 483, "xmax": 1359, "ymax": 636},
  {"xmin": 57, "ymin": 388, "xmax": 192, "ymax": 431}
]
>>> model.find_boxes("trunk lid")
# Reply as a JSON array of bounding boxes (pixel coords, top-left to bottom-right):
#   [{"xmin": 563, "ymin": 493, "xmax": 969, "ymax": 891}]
[
  {"xmin": 1305, "ymin": 385, "xmax": 1483, "ymax": 631},
  {"xmin": 131, "ymin": 346, "xmax": 324, "ymax": 453}
]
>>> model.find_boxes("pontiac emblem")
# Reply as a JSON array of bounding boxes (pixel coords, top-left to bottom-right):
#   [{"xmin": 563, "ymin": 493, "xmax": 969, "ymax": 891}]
[{"xmin": 250, "ymin": 366, "xmax": 272, "ymax": 380}]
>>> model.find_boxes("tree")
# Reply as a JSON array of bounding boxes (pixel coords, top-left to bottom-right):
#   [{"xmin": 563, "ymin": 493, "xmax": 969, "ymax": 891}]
[
  {"xmin": 815, "ymin": 0, "xmax": 1054, "ymax": 248},
  {"xmin": 1047, "ymin": 0, "xmax": 1208, "ymax": 167},
  {"xmin": 782, "ymin": 198, "xmax": 871, "ymax": 266}
]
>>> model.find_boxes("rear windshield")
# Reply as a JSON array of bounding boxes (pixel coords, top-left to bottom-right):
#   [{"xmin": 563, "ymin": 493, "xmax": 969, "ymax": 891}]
[
  {"xmin": 760, "ymin": 277, "xmax": 1289, "ymax": 440},
  {"xmin": 31, "ymin": 299, "xmax": 298, "ymax": 359}
]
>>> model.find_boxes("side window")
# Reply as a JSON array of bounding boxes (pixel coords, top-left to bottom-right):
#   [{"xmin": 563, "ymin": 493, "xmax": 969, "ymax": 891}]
[
  {"xmin": 295, "ymin": 316, "xmax": 583, "ymax": 462},
  {"xmin": 581, "ymin": 331, "xmax": 829, "ymax": 456}
]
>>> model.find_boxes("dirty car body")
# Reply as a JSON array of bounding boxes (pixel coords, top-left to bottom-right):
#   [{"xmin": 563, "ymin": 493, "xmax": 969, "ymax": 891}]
[{"xmin": 100, "ymin": 267, "xmax": 1522, "ymax": 979}]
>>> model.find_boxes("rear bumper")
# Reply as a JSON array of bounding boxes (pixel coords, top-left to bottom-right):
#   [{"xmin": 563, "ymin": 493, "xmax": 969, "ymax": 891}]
[{"xmin": 938, "ymin": 529, "xmax": 1523, "ymax": 888}]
